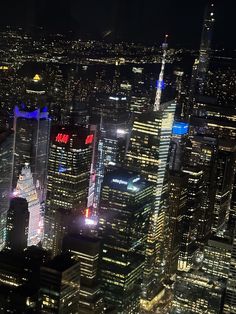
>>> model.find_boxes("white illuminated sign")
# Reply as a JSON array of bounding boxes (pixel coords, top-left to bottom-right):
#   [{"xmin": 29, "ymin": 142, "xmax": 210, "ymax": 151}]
[{"xmin": 112, "ymin": 179, "xmax": 128, "ymax": 185}]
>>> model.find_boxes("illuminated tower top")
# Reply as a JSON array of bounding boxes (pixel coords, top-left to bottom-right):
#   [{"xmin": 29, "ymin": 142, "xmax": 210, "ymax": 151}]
[{"xmin": 153, "ymin": 34, "xmax": 168, "ymax": 112}]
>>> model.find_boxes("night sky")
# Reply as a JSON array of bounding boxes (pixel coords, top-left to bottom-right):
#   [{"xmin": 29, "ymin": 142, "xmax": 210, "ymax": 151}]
[{"xmin": 1, "ymin": 0, "xmax": 236, "ymax": 48}]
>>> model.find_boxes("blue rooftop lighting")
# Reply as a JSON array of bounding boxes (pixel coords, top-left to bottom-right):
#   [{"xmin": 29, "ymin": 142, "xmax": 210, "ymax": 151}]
[
  {"xmin": 14, "ymin": 105, "xmax": 48, "ymax": 120},
  {"xmin": 172, "ymin": 122, "xmax": 189, "ymax": 135}
]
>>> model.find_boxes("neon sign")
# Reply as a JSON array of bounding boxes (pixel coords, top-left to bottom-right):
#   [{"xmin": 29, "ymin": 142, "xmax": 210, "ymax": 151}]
[
  {"xmin": 56, "ymin": 133, "xmax": 70, "ymax": 144},
  {"xmin": 85, "ymin": 134, "xmax": 94, "ymax": 145}
]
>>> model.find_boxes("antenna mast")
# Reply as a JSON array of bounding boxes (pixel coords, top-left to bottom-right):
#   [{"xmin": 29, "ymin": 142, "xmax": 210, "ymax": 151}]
[{"xmin": 154, "ymin": 34, "xmax": 168, "ymax": 111}]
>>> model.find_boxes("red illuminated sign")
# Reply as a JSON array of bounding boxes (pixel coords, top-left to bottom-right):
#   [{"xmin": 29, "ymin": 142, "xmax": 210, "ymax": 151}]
[
  {"xmin": 85, "ymin": 134, "xmax": 94, "ymax": 145},
  {"xmin": 56, "ymin": 133, "xmax": 70, "ymax": 144}
]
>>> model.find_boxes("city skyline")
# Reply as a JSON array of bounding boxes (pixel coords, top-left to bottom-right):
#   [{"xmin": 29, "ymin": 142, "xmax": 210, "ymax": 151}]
[
  {"xmin": 0, "ymin": 0, "xmax": 235, "ymax": 313},
  {"xmin": 0, "ymin": 0, "xmax": 235, "ymax": 48}
]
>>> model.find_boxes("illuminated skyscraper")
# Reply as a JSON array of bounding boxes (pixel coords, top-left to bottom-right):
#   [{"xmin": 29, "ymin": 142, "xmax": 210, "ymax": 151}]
[
  {"xmin": 13, "ymin": 104, "xmax": 50, "ymax": 202},
  {"xmin": 98, "ymin": 169, "xmax": 154, "ymax": 313},
  {"xmin": 126, "ymin": 100, "xmax": 176, "ymax": 301},
  {"xmin": 93, "ymin": 120, "xmax": 129, "ymax": 210},
  {"xmin": 14, "ymin": 164, "xmax": 43, "ymax": 246},
  {"xmin": 189, "ymin": 96, "xmax": 236, "ymax": 233},
  {"xmin": 44, "ymin": 126, "xmax": 93, "ymax": 255}
]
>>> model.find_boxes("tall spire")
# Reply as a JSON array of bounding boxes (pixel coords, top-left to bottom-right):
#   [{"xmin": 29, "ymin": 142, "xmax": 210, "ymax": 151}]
[
  {"xmin": 154, "ymin": 34, "xmax": 168, "ymax": 111},
  {"xmin": 197, "ymin": 1, "xmax": 215, "ymax": 93}
]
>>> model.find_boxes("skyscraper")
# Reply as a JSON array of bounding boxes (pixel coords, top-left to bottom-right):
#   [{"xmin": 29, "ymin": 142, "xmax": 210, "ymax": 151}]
[
  {"xmin": 39, "ymin": 253, "xmax": 80, "ymax": 313},
  {"xmin": 98, "ymin": 168, "xmax": 154, "ymax": 313},
  {"xmin": 126, "ymin": 100, "xmax": 176, "ymax": 301},
  {"xmin": 165, "ymin": 171, "xmax": 187, "ymax": 277},
  {"xmin": 63, "ymin": 234, "xmax": 103, "ymax": 313},
  {"xmin": 172, "ymin": 271, "xmax": 224, "ymax": 314},
  {"xmin": 14, "ymin": 164, "xmax": 43, "ymax": 246},
  {"xmin": 93, "ymin": 120, "xmax": 130, "ymax": 210},
  {"xmin": 224, "ymin": 230, "xmax": 236, "ymax": 314},
  {"xmin": 44, "ymin": 125, "xmax": 93, "ymax": 255},
  {"xmin": 5, "ymin": 197, "xmax": 29, "ymax": 252},
  {"xmin": 196, "ymin": 1, "xmax": 215, "ymax": 93},
  {"xmin": 12, "ymin": 104, "xmax": 50, "ymax": 202},
  {"xmin": 0, "ymin": 130, "xmax": 14, "ymax": 249}
]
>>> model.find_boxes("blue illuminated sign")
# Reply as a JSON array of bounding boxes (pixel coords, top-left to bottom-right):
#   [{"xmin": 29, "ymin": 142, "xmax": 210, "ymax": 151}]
[{"xmin": 172, "ymin": 122, "xmax": 189, "ymax": 135}]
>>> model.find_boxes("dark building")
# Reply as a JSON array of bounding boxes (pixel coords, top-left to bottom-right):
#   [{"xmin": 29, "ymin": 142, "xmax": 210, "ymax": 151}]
[
  {"xmin": 224, "ymin": 226, "xmax": 236, "ymax": 314},
  {"xmin": 63, "ymin": 234, "xmax": 103, "ymax": 313},
  {"xmin": 165, "ymin": 171, "xmax": 187, "ymax": 277},
  {"xmin": 196, "ymin": 2, "xmax": 215, "ymax": 93},
  {"xmin": 5, "ymin": 197, "xmax": 29, "ymax": 252},
  {"xmin": 98, "ymin": 168, "xmax": 154, "ymax": 313},
  {"xmin": 91, "ymin": 93, "xmax": 130, "ymax": 124},
  {"xmin": 0, "ymin": 129, "xmax": 14, "ymax": 249},
  {"xmin": 39, "ymin": 253, "xmax": 80, "ymax": 313}
]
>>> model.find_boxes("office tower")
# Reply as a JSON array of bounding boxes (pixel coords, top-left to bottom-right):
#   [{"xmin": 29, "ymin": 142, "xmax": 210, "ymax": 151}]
[
  {"xmin": 231, "ymin": 174, "xmax": 236, "ymax": 221},
  {"xmin": 91, "ymin": 93, "xmax": 130, "ymax": 124},
  {"xmin": 126, "ymin": 100, "xmax": 176, "ymax": 301},
  {"xmin": 93, "ymin": 120, "xmax": 130, "ymax": 210},
  {"xmin": 172, "ymin": 271, "xmax": 224, "ymax": 314},
  {"xmin": 184, "ymin": 136, "xmax": 218, "ymax": 236},
  {"xmin": 39, "ymin": 253, "xmax": 80, "ymax": 314},
  {"xmin": 213, "ymin": 142, "xmax": 236, "ymax": 231},
  {"xmin": 130, "ymin": 67, "xmax": 153, "ymax": 115},
  {"xmin": 0, "ymin": 130, "xmax": 14, "ymax": 249},
  {"xmin": 13, "ymin": 104, "xmax": 50, "ymax": 202},
  {"xmin": 63, "ymin": 234, "xmax": 103, "ymax": 313},
  {"xmin": 98, "ymin": 169, "xmax": 154, "ymax": 313},
  {"xmin": 224, "ymin": 236, "xmax": 236, "ymax": 313},
  {"xmin": 69, "ymin": 100, "xmax": 89, "ymax": 127},
  {"xmin": 169, "ymin": 121, "xmax": 189, "ymax": 171},
  {"xmin": 0, "ymin": 245, "xmax": 50, "ymax": 312},
  {"xmin": 165, "ymin": 171, "xmax": 187, "ymax": 277},
  {"xmin": 14, "ymin": 164, "xmax": 43, "ymax": 246},
  {"xmin": 5, "ymin": 197, "xmax": 29, "ymax": 252},
  {"xmin": 190, "ymin": 96, "xmax": 236, "ymax": 140},
  {"xmin": 196, "ymin": 1, "xmax": 215, "ymax": 93},
  {"xmin": 189, "ymin": 96, "xmax": 236, "ymax": 232},
  {"xmin": 44, "ymin": 126, "xmax": 93, "ymax": 255},
  {"xmin": 202, "ymin": 233, "xmax": 233, "ymax": 280}
]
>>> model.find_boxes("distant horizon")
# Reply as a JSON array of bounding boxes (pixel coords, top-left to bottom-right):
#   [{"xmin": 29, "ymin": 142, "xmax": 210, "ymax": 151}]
[{"xmin": 0, "ymin": 0, "xmax": 236, "ymax": 49}]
